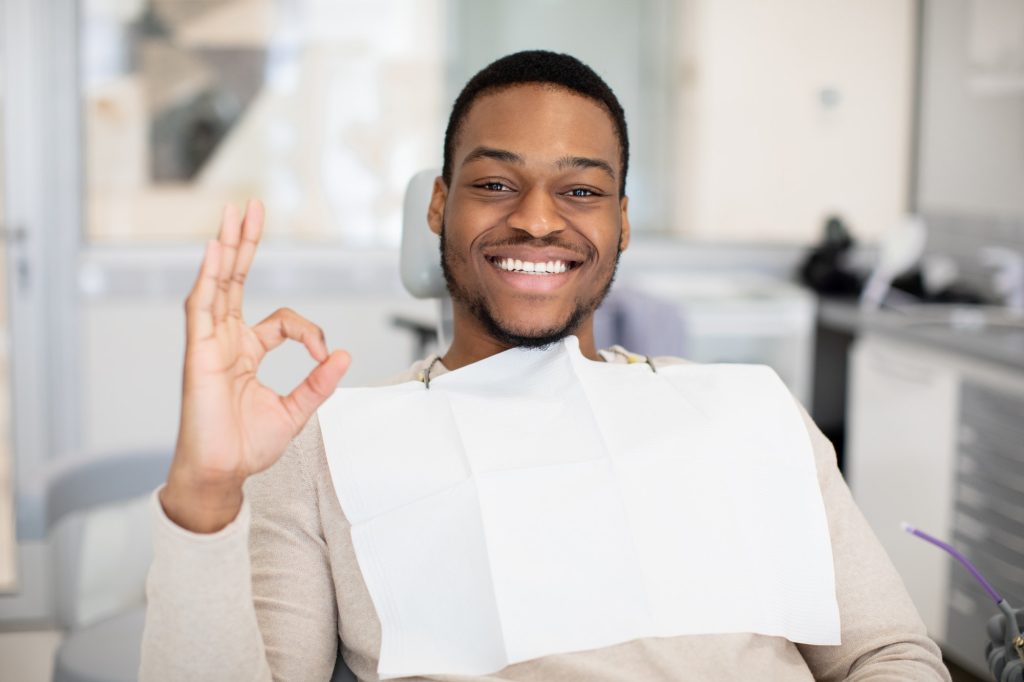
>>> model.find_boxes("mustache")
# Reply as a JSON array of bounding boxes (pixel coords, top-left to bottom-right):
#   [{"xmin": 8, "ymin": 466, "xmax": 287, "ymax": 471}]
[{"xmin": 481, "ymin": 234, "xmax": 592, "ymax": 259}]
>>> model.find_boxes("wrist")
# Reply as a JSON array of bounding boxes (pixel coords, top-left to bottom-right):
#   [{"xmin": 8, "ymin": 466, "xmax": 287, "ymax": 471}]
[{"xmin": 160, "ymin": 468, "xmax": 244, "ymax": 534}]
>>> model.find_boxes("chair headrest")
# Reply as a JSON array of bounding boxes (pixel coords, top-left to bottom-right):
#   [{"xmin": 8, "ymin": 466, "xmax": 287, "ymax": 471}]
[
  {"xmin": 400, "ymin": 169, "xmax": 446, "ymax": 299},
  {"xmin": 46, "ymin": 451, "xmax": 172, "ymax": 530}
]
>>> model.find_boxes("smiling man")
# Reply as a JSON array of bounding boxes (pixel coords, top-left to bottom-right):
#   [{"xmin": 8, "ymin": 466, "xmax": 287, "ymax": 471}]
[{"xmin": 141, "ymin": 52, "xmax": 951, "ymax": 681}]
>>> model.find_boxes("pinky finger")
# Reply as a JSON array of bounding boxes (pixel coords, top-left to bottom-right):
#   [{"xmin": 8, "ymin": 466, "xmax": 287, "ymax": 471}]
[{"xmin": 280, "ymin": 350, "xmax": 351, "ymax": 428}]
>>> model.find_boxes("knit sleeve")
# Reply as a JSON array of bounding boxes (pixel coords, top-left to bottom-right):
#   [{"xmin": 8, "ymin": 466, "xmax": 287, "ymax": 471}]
[{"xmin": 139, "ymin": 488, "xmax": 273, "ymax": 682}]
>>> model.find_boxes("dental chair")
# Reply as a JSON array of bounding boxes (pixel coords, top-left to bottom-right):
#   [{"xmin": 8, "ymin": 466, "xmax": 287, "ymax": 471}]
[
  {"xmin": 46, "ymin": 448, "xmax": 358, "ymax": 682},
  {"xmin": 48, "ymin": 450, "xmax": 170, "ymax": 682}
]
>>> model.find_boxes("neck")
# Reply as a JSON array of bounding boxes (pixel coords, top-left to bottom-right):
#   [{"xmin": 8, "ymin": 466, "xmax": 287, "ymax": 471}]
[{"xmin": 440, "ymin": 311, "xmax": 602, "ymax": 371}]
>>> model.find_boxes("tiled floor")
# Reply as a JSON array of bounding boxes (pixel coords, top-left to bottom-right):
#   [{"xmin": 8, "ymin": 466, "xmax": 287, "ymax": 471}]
[{"xmin": 0, "ymin": 629, "xmax": 61, "ymax": 682}]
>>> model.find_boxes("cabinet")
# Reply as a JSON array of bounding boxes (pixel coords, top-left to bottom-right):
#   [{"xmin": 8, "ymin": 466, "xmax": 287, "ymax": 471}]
[{"xmin": 846, "ymin": 336, "xmax": 960, "ymax": 639}]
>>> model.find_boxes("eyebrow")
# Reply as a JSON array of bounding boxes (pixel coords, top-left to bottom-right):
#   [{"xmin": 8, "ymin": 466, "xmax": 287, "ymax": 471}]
[
  {"xmin": 555, "ymin": 155, "xmax": 616, "ymax": 182},
  {"xmin": 462, "ymin": 146, "xmax": 617, "ymax": 182},
  {"xmin": 462, "ymin": 146, "xmax": 524, "ymax": 166}
]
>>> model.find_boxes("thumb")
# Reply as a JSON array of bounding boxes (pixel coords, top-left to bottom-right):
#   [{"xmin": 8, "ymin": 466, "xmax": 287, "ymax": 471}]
[{"xmin": 281, "ymin": 350, "xmax": 351, "ymax": 428}]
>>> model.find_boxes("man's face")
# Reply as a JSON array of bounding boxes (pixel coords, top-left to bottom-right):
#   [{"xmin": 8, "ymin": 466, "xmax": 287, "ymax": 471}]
[{"xmin": 430, "ymin": 84, "xmax": 630, "ymax": 347}]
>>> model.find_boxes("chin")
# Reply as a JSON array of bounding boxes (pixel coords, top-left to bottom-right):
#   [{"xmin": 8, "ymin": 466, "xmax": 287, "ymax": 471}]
[
  {"xmin": 501, "ymin": 316, "xmax": 567, "ymax": 336},
  {"xmin": 484, "ymin": 309, "xmax": 583, "ymax": 348}
]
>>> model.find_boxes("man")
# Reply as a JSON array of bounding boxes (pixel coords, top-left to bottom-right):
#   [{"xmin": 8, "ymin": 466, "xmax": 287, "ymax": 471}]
[{"xmin": 141, "ymin": 51, "xmax": 950, "ymax": 681}]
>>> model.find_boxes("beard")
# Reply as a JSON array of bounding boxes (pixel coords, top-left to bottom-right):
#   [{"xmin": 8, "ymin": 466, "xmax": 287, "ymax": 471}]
[{"xmin": 439, "ymin": 226, "xmax": 620, "ymax": 349}]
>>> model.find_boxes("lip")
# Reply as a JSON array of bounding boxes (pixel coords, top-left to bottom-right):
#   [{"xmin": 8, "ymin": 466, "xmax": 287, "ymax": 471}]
[{"xmin": 480, "ymin": 245, "xmax": 587, "ymax": 266}]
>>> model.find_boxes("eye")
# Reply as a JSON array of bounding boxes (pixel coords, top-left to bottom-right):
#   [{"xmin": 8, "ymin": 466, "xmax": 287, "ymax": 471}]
[
  {"xmin": 474, "ymin": 181, "xmax": 513, "ymax": 192},
  {"xmin": 566, "ymin": 187, "xmax": 604, "ymax": 198}
]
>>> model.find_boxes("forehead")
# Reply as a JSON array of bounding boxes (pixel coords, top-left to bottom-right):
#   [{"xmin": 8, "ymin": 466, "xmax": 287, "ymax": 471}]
[{"xmin": 454, "ymin": 84, "xmax": 620, "ymax": 171}]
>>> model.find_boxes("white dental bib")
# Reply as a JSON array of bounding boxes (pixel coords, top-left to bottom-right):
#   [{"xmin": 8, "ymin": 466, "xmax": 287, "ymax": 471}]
[{"xmin": 319, "ymin": 337, "xmax": 839, "ymax": 679}]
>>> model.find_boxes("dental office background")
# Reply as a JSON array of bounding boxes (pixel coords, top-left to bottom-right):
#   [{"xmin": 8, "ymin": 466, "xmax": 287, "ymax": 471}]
[{"xmin": 1, "ymin": 0, "xmax": 1022, "ymax": 680}]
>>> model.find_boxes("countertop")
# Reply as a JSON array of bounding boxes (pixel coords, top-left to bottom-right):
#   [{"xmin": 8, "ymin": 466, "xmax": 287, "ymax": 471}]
[{"xmin": 818, "ymin": 298, "xmax": 1024, "ymax": 371}]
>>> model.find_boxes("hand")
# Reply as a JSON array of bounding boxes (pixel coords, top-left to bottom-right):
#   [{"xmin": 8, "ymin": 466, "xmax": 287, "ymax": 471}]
[{"xmin": 160, "ymin": 201, "xmax": 350, "ymax": 533}]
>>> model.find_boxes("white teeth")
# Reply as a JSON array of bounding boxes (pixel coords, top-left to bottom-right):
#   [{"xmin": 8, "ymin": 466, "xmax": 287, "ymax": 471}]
[{"xmin": 493, "ymin": 258, "xmax": 571, "ymax": 274}]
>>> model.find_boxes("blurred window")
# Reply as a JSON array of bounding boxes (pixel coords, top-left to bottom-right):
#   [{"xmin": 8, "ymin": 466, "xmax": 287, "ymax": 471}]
[{"xmin": 81, "ymin": 0, "xmax": 446, "ymax": 245}]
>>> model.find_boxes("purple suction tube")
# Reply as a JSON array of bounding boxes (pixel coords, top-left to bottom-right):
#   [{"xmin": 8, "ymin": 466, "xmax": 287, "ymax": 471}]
[
  {"xmin": 903, "ymin": 521, "xmax": 1023, "ymax": 655},
  {"xmin": 902, "ymin": 522, "xmax": 1003, "ymax": 604}
]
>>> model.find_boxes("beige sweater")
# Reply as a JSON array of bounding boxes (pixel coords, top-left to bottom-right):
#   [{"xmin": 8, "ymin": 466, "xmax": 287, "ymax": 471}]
[{"xmin": 140, "ymin": 352, "xmax": 951, "ymax": 681}]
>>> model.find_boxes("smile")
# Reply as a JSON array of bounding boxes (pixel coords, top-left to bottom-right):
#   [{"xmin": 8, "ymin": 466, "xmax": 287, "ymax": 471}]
[{"xmin": 488, "ymin": 257, "xmax": 574, "ymax": 275}]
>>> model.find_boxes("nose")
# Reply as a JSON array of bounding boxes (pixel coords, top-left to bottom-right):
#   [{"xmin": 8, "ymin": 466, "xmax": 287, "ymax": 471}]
[{"xmin": 506, "ymin": 185, "xmax": 566, "ymax": 238}]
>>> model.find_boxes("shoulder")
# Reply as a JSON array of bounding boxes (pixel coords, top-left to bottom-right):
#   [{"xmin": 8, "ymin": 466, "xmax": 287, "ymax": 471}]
[{"xmin": 366, "ymin": 356, "xmax": 440, "ymax": 387}]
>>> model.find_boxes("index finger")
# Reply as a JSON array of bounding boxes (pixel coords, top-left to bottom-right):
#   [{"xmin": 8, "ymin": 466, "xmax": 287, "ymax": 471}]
[
  {"xmin": 184, "ymin": 240, "xmax": 222, "ymax": 343},
  {"xmin": 227, "ymin": 199, "xmax": 265, "ymax": 318}
]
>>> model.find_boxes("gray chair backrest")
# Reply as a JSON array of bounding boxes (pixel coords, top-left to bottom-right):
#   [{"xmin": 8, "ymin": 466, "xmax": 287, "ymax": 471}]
[
  {"xmin": 46, "ymin": 451, "xmax": 171, "ymax": 629},
  {"xmin": 400, "ymin": 169, "xmax": 445, "ymax": 299},
  {"xmin": 47, "ymin": 452, "xmax": 171, "ymax": 530},
  {"xmin": 400, "ymin": 169, "xmax": 453, "ymax": 349}
]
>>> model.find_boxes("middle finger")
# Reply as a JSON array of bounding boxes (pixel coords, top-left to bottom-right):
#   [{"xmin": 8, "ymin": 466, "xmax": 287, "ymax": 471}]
[{"xmin": 227, "ymin": 199, "xmax": 264, "ymax": 319}]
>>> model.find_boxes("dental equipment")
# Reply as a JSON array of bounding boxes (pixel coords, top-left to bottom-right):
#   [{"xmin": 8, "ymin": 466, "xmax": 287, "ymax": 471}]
[{"xmin": 903, "ymin": 523, "xmax": 1023, "ymax": 682}]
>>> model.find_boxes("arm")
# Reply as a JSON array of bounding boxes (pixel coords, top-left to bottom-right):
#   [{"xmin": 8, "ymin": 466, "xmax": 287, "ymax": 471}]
[
  {"xmin": 795, "ymin": 409, "xmax": 951, "ymax": 681},
  {"xmin": 140, "ymin": 201, "xmax": 349, "ymax": 680}
]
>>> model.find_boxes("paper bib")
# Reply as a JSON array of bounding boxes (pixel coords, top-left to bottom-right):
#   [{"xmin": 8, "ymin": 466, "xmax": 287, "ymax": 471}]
[{"xmin": 318, "ymin": 337, "xmax": 839, "ymax": 679}]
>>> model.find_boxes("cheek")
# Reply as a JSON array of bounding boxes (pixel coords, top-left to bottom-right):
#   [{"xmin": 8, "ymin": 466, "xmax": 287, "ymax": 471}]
[
  {"xmin": 589, "ymin": 225, "xmax": 623, "ymax": 267},
  {"xmin": 442, "ymin": 205, "xmax": 491, "ymax": 259}
]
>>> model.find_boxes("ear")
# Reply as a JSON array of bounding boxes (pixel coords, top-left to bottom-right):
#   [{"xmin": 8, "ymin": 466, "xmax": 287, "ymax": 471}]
[
  {"xmin": 427, "ymin": 176, "xmax": 448, "ymax": 236},
  {"xmin": 618, "ymin": 195, "xmax": 631, "ymax": 252}
]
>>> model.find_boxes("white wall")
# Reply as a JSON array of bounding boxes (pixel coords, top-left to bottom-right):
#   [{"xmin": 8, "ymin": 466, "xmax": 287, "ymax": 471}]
[{"xmin": 675, "ymin": 0, "xmax": 916, "ymax": 243}]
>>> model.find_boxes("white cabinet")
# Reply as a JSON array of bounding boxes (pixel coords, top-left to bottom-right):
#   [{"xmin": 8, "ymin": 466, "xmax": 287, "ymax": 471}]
[{"xmin": 846, "ymin": 335, "xmax": 960, "ymax": 638}]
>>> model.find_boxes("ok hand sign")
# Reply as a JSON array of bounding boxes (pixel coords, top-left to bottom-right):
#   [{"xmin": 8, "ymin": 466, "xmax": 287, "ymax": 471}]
[{"xmin": 160, "ymin": 201, "xmax": 350, "ymax": 533}]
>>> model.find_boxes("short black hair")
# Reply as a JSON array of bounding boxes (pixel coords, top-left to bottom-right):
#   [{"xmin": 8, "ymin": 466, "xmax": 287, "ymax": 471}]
[{"xmin": 442, "ymin": 50, "xmax": 629, "ymax": 197}]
